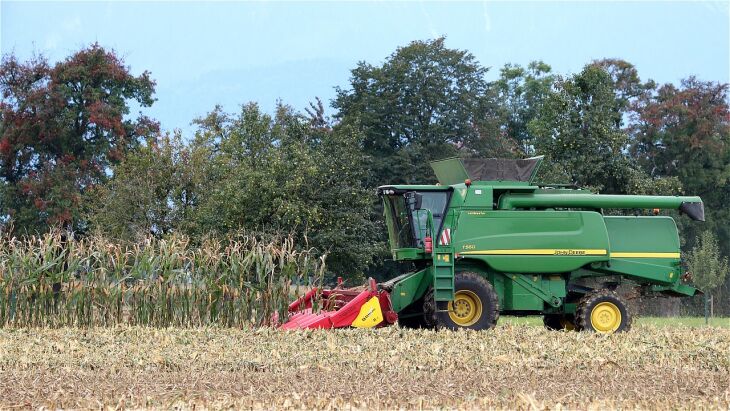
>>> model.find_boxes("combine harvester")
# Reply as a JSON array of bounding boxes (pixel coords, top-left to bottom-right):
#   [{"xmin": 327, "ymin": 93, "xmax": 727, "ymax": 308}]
[{"xmin": 282, "ymin": 157, "xmax": 704, "ymax": 333}]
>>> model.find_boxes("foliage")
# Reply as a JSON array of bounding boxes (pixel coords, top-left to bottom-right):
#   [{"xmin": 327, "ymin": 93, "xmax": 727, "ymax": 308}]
[
  {"xmin": 187, "ymin": 103, "xmax": 380, "ymax": 279},
  {"xmin": 0, "ymin": 45, "xmax": 157, "ymax": 232},
  {"xmin": 84, "ymin": 102, "xmax": 380, "ymax": 279},
  {"xmin": 630, "ymin": 78, "xmax": 730, "ymax": 251},
  {"xmin": 493, "ymin": 61, "xmax": 555, "ymax": 156},
  {"xmin": 334, "ymin": 37, "xmax": 509, "ymax": 186},
  {"xmin": 0, "ymin": 230, "xmax": 323, "ymax": 327},
  {"xmin": 686, "ymin": 230, "xmax": 729, "ymax": 291},
  {"xmin": 84, "ymin": 132, "xmax": 203, "ymax": 240},
  {"xmin": 527, "ymin": 61, "xmax": 676, "ymax": 194}
]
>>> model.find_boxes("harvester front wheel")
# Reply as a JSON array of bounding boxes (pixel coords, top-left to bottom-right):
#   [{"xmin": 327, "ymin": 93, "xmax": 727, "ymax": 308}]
[
  {"xmin": 576, "ymin": 290, "xmax": 632, "ymax": 333},
  {"xmin": 427, "ymin": 272, "xmax": 499, "ymax": 331}
]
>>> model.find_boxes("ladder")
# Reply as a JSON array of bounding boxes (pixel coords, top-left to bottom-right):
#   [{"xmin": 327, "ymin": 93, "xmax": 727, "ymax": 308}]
[{"xmin": 433, "ymin": 251, "xmax": 454, "ymax": 301}]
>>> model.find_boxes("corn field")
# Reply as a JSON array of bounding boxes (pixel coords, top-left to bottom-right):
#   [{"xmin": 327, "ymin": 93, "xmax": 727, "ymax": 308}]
[{"xmin": 0, "ymin": 231, "xmax": 325, "ymax": 327}]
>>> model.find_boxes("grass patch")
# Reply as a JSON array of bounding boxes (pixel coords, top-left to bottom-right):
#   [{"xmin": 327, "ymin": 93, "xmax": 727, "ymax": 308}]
[{"xmin": 500, "ymin": 315, "xmax": 730, "ymax": 328}]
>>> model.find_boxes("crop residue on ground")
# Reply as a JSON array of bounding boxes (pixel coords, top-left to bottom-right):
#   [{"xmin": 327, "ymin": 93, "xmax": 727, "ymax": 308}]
[{"xmin": 0, "ymin": 324, "xmax": 728, "ymax": 409}]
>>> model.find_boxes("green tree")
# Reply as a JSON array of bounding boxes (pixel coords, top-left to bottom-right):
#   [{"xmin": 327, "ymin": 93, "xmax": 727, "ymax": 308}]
[
  {"xmin": 528, "ymin": 61, "xmax": 678, "ymax": 194},
  {"xmin": 0, "ymin": 45, "xmax": 157, "ymax": 233},
  {"xmin": 333, "ymin": 37, "xmax": 508, "ymax": 187},
  {"xmin": 593, "ymin": 58, "xmax": 655, "ymax": 113},
  {"xmin": 189, "ymin": 103, "xmax": 380, "ymax": 278},
  {"xmin": 493, "ymin": 61, "xmax": 554, "ymax": 156},
  {"xmin": 686, "ymin": 230, "xmax": 728, "ymax": 292},
  {"xmin": 85, "ymin": 132, "xmax": 200, "ymax": 240}
]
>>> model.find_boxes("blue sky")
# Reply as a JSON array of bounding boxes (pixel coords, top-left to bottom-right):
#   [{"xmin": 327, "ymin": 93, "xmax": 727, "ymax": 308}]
[{"xmin": 2, "ymin": 1, "xmax": 729, "ymax": 134}]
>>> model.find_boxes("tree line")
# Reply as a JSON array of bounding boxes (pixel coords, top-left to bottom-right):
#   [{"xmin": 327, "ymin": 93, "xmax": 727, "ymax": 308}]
[{"xmin": 1, "ymin": 39, "xmax": 728, "ymax": 313}]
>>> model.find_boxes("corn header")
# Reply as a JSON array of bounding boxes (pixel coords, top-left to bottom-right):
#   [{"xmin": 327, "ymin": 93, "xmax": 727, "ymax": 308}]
[{"xmin": 281, "ymin": 156, "xmax": 704, "ymax": 333}]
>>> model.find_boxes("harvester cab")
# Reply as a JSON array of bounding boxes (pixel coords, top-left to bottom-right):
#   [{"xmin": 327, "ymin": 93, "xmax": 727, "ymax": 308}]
[{"xmin": 281, "ymin": 156, "xmax": 704, "ymax": 333}]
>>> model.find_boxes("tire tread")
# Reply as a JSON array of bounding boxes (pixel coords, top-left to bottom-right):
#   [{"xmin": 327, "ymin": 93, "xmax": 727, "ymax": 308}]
[
  {"xmin": 575, "ymin": 289, "xmax": 632, "ymax": 333},
  {"xmin": 425, "ymin": 271, "xmax": 499, "ymax": 330}
]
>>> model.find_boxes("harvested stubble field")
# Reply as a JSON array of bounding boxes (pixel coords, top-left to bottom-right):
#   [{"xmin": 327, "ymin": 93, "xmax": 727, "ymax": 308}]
[{"xmin": 1, "ymin": 324, "xmax": 728, "ymax": 410}]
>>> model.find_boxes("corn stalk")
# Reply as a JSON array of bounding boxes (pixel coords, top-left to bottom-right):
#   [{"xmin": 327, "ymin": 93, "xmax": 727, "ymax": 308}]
[{"xmin": 0, "ymin": 231, "xmax": 324, "ymax": 327}]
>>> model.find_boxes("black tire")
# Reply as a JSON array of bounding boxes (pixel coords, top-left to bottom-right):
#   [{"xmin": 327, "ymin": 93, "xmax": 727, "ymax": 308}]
[
  {"xmin": 543, "ymin": 314, "xmax": 576, "ymax": 331},
  {"xmin": 425, "ymin": 272, "xmax": 499, "ymax": 331},
  {"xmin": 575, "ymin": 289, "xmax": 632, "ymax": 333}
]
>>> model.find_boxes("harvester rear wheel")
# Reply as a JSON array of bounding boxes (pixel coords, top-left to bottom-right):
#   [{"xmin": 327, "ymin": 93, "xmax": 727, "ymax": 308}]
[
  {"xmin": 426, "ymin": 272, "xmax": 499, "ymax": 331},
  {"xmin": 543, "ymin": 314, "xmax": 576, "ymax": 331},
  {"xmin": 576, "ymin": 289, "xmax": 632, "ymax": 333}
]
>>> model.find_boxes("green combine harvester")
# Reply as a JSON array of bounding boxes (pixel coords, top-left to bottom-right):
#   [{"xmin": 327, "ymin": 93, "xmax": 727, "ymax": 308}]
[{"xmin": 281, "ymin": 156, "xmax": 704, "ymax": 333}]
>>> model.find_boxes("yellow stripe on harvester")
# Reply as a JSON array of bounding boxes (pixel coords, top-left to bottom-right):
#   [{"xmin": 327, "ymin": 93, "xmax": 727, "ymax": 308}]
[
  {"xmin": 611, "ymin": 252, "xmax": 680, "ymax": 259},
  {"xmin": 459, "ymin": 249, "xmax": 680, "ymax": 258},
  {"xmin": 460, "ymin": 249, "xmax": 607, "ymax": 256}
]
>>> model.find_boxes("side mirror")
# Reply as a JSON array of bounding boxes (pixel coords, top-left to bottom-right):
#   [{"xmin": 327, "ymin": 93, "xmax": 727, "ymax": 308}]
[{"xmin": 405, "ymin": 192, "xmax": 423, "ymax": 210}]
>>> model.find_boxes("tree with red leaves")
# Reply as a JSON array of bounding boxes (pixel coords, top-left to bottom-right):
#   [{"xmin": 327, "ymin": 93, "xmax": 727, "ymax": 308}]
[
  {"xmin": 630, "ymin": 77, "xmax": 730, "ymax": 251},
  {"xmin": 0, "ymin": 44, "xmax": 158, "ymax": 233}
]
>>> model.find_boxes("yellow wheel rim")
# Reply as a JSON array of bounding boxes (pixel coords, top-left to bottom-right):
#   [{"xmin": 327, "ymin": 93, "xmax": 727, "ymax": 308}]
[
  {"xmin": 590, "ymin": 302, "xmax": 622, "ymax": 333},
  {"xmin": 448, "ymin": 290, "xmax": 483, "ymax": 327}
]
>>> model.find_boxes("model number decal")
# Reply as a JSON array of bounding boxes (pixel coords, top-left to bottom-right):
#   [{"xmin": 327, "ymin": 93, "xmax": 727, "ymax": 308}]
[{"xmin": 462, "ymin": 244, "xmax": 476, "ymax": 250}]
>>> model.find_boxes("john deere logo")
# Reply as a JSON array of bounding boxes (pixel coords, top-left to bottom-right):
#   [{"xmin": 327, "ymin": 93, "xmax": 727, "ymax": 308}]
[{"xmin": 554, "ymin": 250, "xmax": 586, "ymax": 256}]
